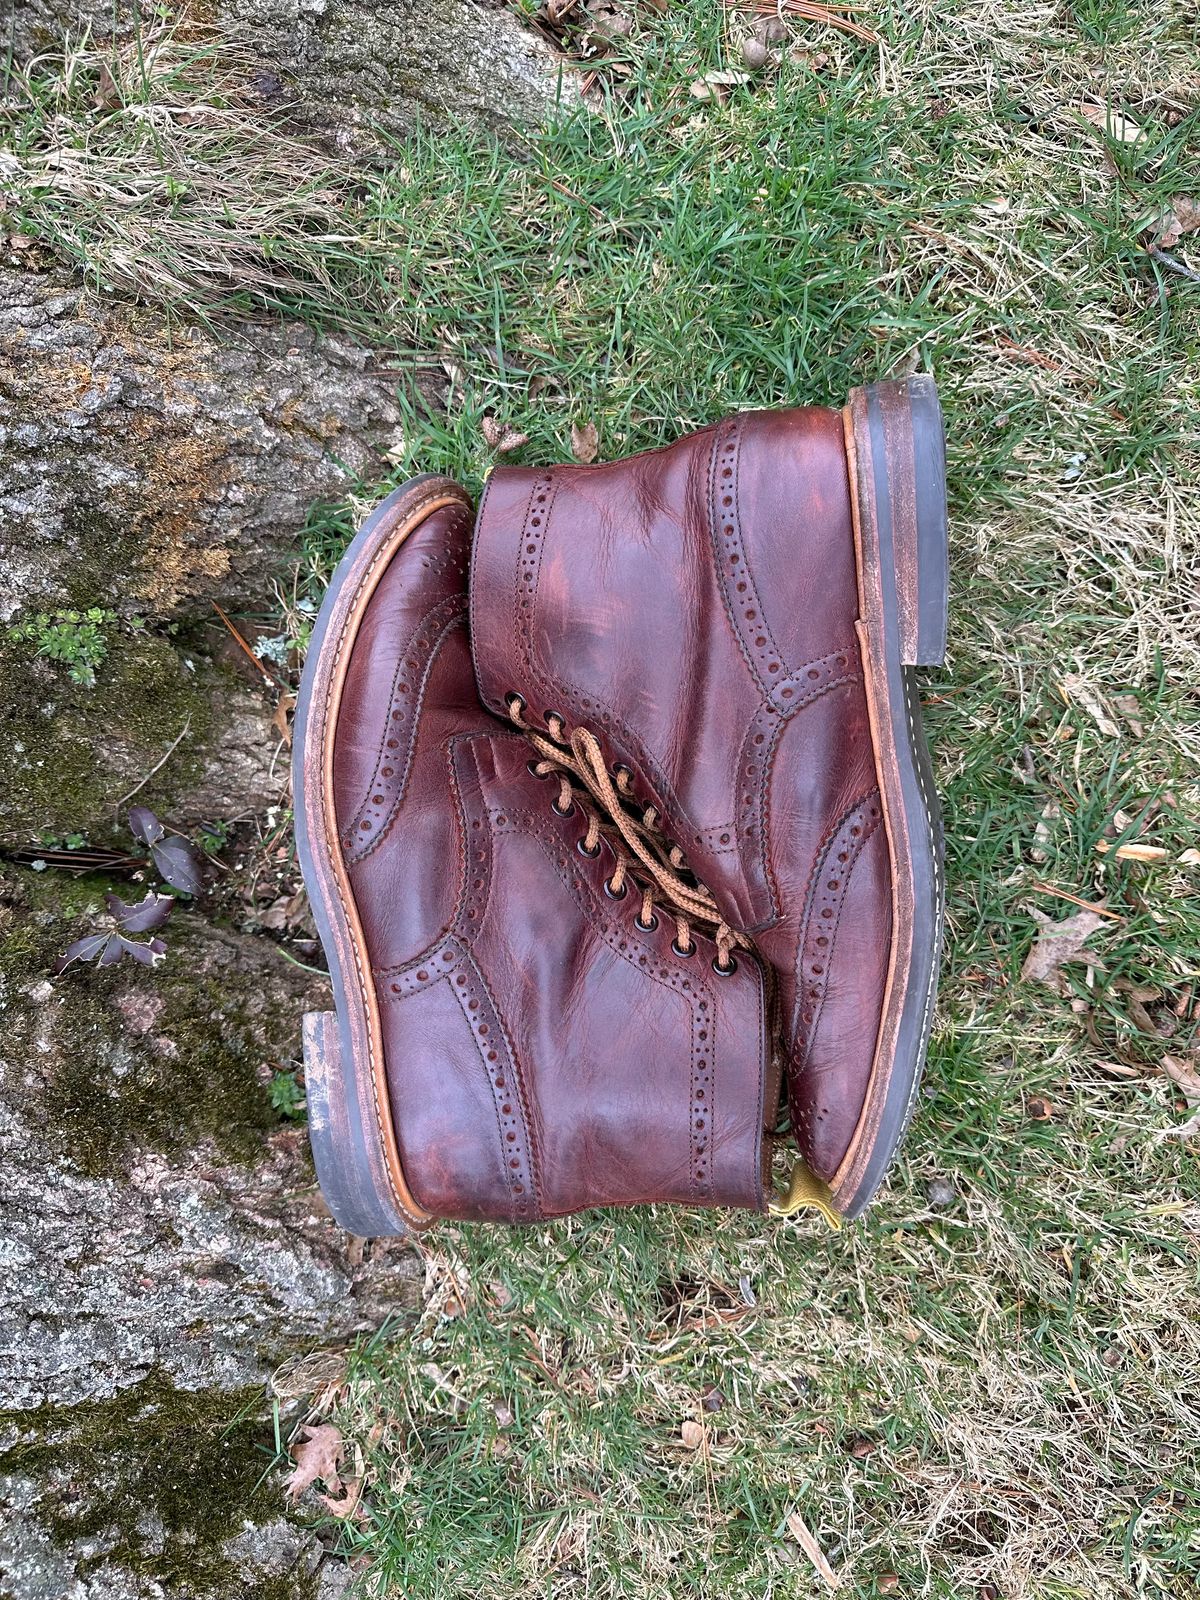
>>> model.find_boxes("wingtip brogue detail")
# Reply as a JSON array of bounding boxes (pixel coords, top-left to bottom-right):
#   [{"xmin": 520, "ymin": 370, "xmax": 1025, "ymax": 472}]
[
  {"xmin": 296, "ymin": 476, "xmax": 775, "ymax": 1235},
  {"xmin": 471, "ymin": 378, "xmax": 949, "ymax": 1219}
]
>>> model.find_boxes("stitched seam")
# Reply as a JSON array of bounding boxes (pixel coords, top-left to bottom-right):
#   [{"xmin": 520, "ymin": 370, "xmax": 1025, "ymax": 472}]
[
  {"xmin": 319, "ymin": 483, "xmax": 470, "ymax": 1226},
  {"xmin": 348, "ymin": 605, "xmax": 466, "ymax": 864},
  {"xmin": 349, "ymin": 590, "xmax": 460, "ymax": 823},
  {"xmin": 456, "ymin": 947, "xmax": 543, "ymax": 1219},
  {"xmin": 491, "ymin": 804, "xmax": 720, "ymax": 1204}
]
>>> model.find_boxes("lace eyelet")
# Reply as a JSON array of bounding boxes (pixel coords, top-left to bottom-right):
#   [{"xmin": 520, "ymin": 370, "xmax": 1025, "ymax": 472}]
[
  {"xmin": 613, "ymin": 763, "xmax": 633, "ymax": 784},
  {"xmin": 576, "ymin": 837, "xmax": 601, "ymax": 859},
  {"xmin": 552, "ymin": 798, "xmax": 575, "ymax": 818},
  {"xmin": 507, "ymin": 693, "xmax": 525, "ymax": 718},
  {"xmin": 527, "ymin": 758, "xmax": 548, "ymax": 779},
  {"xmin": 635, "ymin": 912, "xmax": 659, "ymax": 933},
  {"xmin": 672, "ymin": 939, "xmax": 695, "ymax": 959},
  {"xmin": 712, "ymin": 956, "xmax": 738, "ymax": 977},
  {"xmin": 545, "ymin": 708, "xmax": 566, "ymax": 731},
  {"xmin": 604, "ymin": 877, "xmax": 628, "ymax": 900}
]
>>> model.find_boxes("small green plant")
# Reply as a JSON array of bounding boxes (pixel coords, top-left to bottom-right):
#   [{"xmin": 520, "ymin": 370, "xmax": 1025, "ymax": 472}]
[
  {"xmin": 8, "ymin": 608, "xmax": 118, "ymax": 687},
  {"xmin": 268, "ymin": 1069, "xmax": 306, "ymax": 1121}
]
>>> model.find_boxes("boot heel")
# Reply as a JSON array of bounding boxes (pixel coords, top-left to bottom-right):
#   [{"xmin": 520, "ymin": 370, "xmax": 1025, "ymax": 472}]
[
  {"xmin": 303, "ymin": 1010, "xmax": 411, "ymax": 1238},
  {"xmin": 850, "ymin": 375, "xmax": 949, "ymax": 668}
]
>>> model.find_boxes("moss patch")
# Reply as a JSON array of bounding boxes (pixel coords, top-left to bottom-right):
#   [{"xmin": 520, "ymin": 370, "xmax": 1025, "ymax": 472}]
[
  {"xmin": 0, "ymin": 1374, "xmax": 316, "ymax": 1599},
  {"xmin": 3, "ymin": 868, "xmax": 289, "ymax": 1180},
  {"xmin": 0, "ymin": 625, "xmax": 215, "ymax": 846}
]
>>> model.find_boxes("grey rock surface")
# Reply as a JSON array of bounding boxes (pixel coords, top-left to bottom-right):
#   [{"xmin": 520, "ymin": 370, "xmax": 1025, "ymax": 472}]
[
  {"xmin": 0, "ymin": 872, "xmax": 419, "ymax": 1413},
  {"xmin": 0, "ymin": 265, "xmax": 402, "ymax": 624},
  {"xmin": 8, "ymin": 0, "xmax": 577, "ymax": 140},
  {"xmin": 0, "ymin": 868, "xmax": 421, "ymax": 1596}
]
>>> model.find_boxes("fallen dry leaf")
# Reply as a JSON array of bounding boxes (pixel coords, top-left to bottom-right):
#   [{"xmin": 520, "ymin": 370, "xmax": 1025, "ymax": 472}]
[
  {"xmin": 287, "ymin": 1422, "xmax": 343, "ymax": 1501},
  {"xmin": 1020, "ymin": 908, "xmax": 1108, "ymax": 990},
  {"xmin": 570, "ymin": 420, "xmax": 599, "ymax": 463},
  {"xmin": 1059, "ymin": 673, "xmax": 1120, "ymax": 736},
  {"xmin": 481, "ymin": 416, "xmax": 530, "ymax": 454},
  {"xmin": 690, "ymin": 68, "xmax": 751, "ymax": 100},
  {"xmin": 1161, "ymin": 1054, "xmax": 1200, "ymax": 1108},
  {"xmin": 1152, "ymin": 197, "xmax": 1200, "ymax": 251},
  {"xmin": 680, "ymin": 1419, "xmax": 704, "ymax": 1449},
  {"xmin": 786, "ymin": 1510, "xmax": 841, "ymax": 1590},
  {"xmin": 1095, "ymin": 839, "xmax": 1171, "ymax": 863},
  {"xmin": 1079, "ymin": 102, "xmax": 1143, "ymax": 143}
]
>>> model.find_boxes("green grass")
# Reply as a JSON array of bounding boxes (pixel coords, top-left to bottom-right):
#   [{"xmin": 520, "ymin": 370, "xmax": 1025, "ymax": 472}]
[
  {"xmin": 11, "ymin": 1, "xmax": 1200, "ymax": 1595},
  {"xmin": 309, "ymin": 7, "xmax": 1199, "ymax": 1596}
]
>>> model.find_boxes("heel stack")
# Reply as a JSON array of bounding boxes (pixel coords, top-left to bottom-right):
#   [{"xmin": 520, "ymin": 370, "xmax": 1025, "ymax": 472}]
[
  {"xmin": 302, "ymin": 1010, "xmax": 412, "ymax": 1239},
  {"xmin": 847, "ymin": 375, "xmax": 949, "ymax": 668}
]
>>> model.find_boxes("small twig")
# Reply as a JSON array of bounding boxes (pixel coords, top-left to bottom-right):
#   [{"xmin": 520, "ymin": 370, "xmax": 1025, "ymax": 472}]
[
  {"xmin": 212, "ymin": 600, "xmax": 290, "ymax": 690},
  {"xmin": 1029, "ymin": 882, "xmax": 1123, "ymax": 921},
  {"xmin": 1150, "ymin": 247, "xmax": 1200, "ymax": 285},
  {"xmin": 111, "ymin": 720, "xmax": 192, "ymax": 812}
]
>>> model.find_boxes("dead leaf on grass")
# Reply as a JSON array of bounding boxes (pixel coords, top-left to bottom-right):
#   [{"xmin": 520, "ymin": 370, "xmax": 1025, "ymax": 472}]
[
  {"xmin": 1020, "ymin": 908, "xmax": 1108, "ymax": 990},
  {"xmin": 689, "ymin": 69, "xmax": 750, "ymax": 100},
  {"xmin": 1079, "ymin": 102, "xmax": 1144, "ymax": 143},
  {"xmin": 785, "ymin": 1510, "xmax": 841, "ymax": 1590},
  {"xmin": 1161, "ymin": 1054, "xmax": 1200, "ymax": 1108},
  {"xmin": 570, "ymin": 420, "xmax": 599, "ymax": 463},
  {"xmin": 1151, "ymin": 197, "xmax": 1200, "ymax": 251},
  {"xmin": 680, "ymin": 1419, "xmax": 704, "ymax": 1448},
  {"xmin": 1095, "ymin": 839, "xmax": 1171, "ymax": 863},
  {"xmin": 1059, "ymin": 673, "xmax": 1120, "ymax": 736},
  {"xmin": 481, "ymin": 416, "xmax": 530, "ymax": 454},
  {"xmin": 287, "ymin": 1422, "xmax": 344, "ymax": 1500}
]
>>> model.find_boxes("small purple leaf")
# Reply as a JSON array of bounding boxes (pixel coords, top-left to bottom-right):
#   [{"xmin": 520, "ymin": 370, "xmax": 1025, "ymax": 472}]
[
  {"xmin": 129, "ymin": 805, "xmax": 164, "ymax": 847},
  {"xmin": 106, "ymin": 890, "xmax": 174, "ymax": 933},
  {"xmin": 54, "ymin": 932, "xmax": 110, "ymax": 973},
  {"xmin": 118, "ymin": 934, "xmax": 168, "ymax": 966},
  {"xmin": 97, "ymin": 935, "xmax": 124, "ymax": 967},
  {"xmin": 151, "ymin": 836, "xmax": 206, "ymax": 897}
]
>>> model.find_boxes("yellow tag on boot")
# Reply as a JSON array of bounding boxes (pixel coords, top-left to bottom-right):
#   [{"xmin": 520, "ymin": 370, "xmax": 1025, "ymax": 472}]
[{"xmin": 769, "ymin": 1161, "xmax": 842, "ymax": 1230}]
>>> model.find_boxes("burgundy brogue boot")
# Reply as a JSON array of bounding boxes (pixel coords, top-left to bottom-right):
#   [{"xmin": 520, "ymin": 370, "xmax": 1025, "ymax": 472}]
[
  {"xmin": 294, "ymin": 476, "xmax": 774, "ymax": 1235},
  {"xmin": 470, "ymin": 377, "xmax": 949, "ymax": 1219}
]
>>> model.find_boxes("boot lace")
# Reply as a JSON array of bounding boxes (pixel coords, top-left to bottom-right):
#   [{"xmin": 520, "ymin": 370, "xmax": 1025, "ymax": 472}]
[{"xmin": 508, "ymin": 695, "xmax": 745, "ymax": 974}]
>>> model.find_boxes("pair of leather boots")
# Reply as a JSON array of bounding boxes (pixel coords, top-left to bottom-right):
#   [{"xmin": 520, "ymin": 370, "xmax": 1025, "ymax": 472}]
[{"xmin": 294, "ymin": 377, "xmax": 948, "ymax": 1235}]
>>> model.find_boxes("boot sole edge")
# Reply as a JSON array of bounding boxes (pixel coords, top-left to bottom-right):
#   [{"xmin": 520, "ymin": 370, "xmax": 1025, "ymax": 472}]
[{"xmin": 834, "ymin": 376, "xmax": 948, "ymax": 1219}]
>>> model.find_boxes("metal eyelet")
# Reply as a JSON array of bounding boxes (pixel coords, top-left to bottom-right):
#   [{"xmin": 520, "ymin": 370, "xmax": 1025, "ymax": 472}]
[
  {"xmin": 577, "ymin": 837, "xmax": 601, "ymax": 859},
  {"xmin": 604, "ymin": 877, "xmax": 628, "ymax": 900},
  {"xmin": 712, "ymin": 957, "xmax": 738, "ymax": 977},
  {"xmin": 552, "ymin": 798, "xmax": 575, "ymax": 818},
  {"xmin": 507, "ymin": 693, "xmax": 525, "ymax": 718},
  {"xmin": 613, "ymin": 763, "xmax": 633, "ymax": 784},
  {"xmin": 672, "ymin": 939, "xmax": 696, "ymax": 959},
  {"xmin": 527, "ymin": 759, "xmax": 548, "ymax": 779},
  {"xmin": 635, "ymin": 912, "xmax": 659, "ymax": 933},
  {"xmin": 545, "ymin": 708, "xmax": 566, "ymax": 731}
]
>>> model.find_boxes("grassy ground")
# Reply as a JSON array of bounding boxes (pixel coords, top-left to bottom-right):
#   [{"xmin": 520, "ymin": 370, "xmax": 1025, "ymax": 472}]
[{"xmin": 9, "ymin": 2, "xmax": 1200, "ymax": 1595}]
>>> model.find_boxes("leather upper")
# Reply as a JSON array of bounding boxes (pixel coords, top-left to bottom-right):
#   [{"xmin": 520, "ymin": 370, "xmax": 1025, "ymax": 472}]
[
  {"xmin": 470, "ymin": 408, "xmax": 893, "ymax": 1182},
  {"xmin": 333, "ymin": 496, "xmax": 771, "ymax": 1221}
]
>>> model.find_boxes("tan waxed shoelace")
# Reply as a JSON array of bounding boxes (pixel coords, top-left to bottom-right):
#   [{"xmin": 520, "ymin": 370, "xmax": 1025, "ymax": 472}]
[{"xmin": 509, "ymin": 699, "xmax": 746, "ymax": 973}]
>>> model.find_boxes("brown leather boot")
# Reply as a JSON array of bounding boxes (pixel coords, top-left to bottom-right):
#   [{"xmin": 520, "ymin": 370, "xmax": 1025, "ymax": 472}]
[
  {"xmin": 470, "ymin": 377, "xmax": 948, "ymax": 1218},
  {"xmin": 294, "ymin": 476, "xmax": 774, "ymax": 1235}
]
